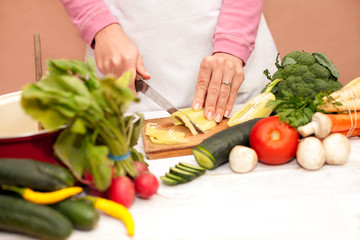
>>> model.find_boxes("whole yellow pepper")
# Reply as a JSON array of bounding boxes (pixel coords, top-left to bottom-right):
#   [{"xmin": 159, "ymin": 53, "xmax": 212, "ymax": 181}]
[
  {"xmin": 87, "ymin": 196, "xmax": 135, "ymax": 236},
  {"xmin": 1, "ymin": 185, "xmax": 83, "ymax": 205}
]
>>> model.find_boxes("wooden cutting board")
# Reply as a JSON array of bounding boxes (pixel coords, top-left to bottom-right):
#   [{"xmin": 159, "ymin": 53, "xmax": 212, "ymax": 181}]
[{"xmin": 141, "ymin": 117, "xmax": 229, "ymax": 159}]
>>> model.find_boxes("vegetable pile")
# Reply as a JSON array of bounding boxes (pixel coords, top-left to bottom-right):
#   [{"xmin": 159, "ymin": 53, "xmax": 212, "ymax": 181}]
[
  {"xmin": 175, "ymin": 51, "xmax": 357, "ymax": 182},
  {"xmin": 1, "ymin": 58, "xmax": 166, "ymax": 238}
]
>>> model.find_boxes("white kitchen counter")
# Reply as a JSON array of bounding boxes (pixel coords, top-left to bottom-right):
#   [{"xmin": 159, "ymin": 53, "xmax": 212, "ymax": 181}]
[{"xmin": 1, "ymin": 110, "xmax": 360, "ymax": 240}]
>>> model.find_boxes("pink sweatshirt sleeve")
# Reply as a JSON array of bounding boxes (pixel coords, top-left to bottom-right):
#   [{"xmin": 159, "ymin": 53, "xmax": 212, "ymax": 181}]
[
  {"xmin": 60, "ymin": 0, "xmax": 118, "ymax": 47},
  {"xmin": 212, "ymin": 0, "xmax": 264, "ymax": 65}
]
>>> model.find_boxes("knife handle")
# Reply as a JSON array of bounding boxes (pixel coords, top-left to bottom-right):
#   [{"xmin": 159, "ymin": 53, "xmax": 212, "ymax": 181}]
[
  {"xmin": 134, "ymin": 79, "xmax": 143, "ymax": 92},
  {"xmin": 135, "ymin": 73, "xmax": 147, "ymax": 93}
]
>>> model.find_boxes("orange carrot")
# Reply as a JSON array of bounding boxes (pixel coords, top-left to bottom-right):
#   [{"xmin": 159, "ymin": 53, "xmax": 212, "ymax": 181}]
[
  {"xmin": 332, "ymin": 128, "xmax": 360, "ymax": 138},
  {"xmin": 326, "ymin": 112, "xmax": 360, "ymax": 132}
]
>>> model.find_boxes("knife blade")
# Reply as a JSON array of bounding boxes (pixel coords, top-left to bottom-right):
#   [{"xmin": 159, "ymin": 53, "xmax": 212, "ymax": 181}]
[
  {"xmin": 135, "ymin": 77, "xmax": 178, "ymax": 115},
  {"xmin": 135, "ymin": 75, "xmax": 204, "ymax": 134}
]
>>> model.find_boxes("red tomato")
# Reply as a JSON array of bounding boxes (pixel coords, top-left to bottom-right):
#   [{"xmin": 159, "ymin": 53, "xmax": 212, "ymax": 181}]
[{"xmin": 249, "ymin": 116, "xmax": 299, "ymax": 165}]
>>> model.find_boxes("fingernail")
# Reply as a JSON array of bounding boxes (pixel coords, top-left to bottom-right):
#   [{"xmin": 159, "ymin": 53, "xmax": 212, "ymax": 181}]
[
  {"xmin": 224, "ymin": 111, "xmax": 230, "ymax": 118},
  {"xmin": 194, "ymin": 103, "xmax": 201, "ymax": 111},
  {"xmin": 207, "ymin": 112, "xmax": 213, "ymax": 120},
  {"xmin": 215, "ymin": 114, "xmax": 222, "ymax": 122}
]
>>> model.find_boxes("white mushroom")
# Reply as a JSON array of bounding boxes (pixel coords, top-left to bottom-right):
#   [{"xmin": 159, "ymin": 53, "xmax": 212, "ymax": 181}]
[
  {"xmin": 323, "ymin": 133, "xmax": 351, "ymax": 165},
  {"xmin": 296, "ymin": 137, "xmax": 326, "ymax": 170},
  {"xmin": 229, "ymin": 146, "xmax": 258, "ymax": 173},
  {"xmin": 297, "ymin": 112, "xmax": 332, "ymax": 139}
]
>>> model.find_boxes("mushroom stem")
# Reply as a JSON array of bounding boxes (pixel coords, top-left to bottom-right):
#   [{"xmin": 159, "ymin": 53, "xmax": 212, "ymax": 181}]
[{"xmin": 297, "ymin": 112, "xmax": 332, "ymax": 139}]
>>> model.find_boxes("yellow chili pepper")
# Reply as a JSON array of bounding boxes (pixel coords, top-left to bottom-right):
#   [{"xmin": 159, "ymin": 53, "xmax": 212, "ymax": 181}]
[
  {"xmin": 88, "ymin": 196, "xmax": 135, "ymax": 236},
  {"xmin": 1, "ymin": 185, "xmax": 83, "ymax": 205}
]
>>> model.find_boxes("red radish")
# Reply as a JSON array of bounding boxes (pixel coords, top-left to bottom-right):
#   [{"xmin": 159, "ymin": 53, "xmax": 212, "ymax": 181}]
[
  {"xmin": 133, "ymin": 161, "xmax": 149, "ymax": 176},
  {"xmin": 134, "ymin": 172, "xmax": 159, "ymax": 199},
  {"xmin": 109, "ymin": 176, "xmax": 135, "ymax": 208}
]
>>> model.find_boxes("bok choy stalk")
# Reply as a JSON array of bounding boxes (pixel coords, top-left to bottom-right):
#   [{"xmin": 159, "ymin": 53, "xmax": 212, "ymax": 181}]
[{"xmin": 21, "ymin": 59, "xmax": 144, "ymax": 191}]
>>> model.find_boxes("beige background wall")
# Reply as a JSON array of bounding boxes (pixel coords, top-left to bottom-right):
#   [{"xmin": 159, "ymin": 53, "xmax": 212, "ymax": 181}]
[{"xmin": 1, "ymin": 0, "xmax": 359, "ymax": 95}]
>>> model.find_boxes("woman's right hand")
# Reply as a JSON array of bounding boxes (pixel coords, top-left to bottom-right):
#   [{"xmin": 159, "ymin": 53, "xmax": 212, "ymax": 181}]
[{"xmin": 93, "ymin": 23, "xmax": 151, "ymax": 90}]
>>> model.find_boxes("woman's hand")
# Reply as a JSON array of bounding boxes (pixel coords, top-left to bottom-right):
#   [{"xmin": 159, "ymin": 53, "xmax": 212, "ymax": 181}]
[
  {"xmin": 192, "ymin": 53, "xmax": 245, "ymax": 122},
  {"xmin": 93, "ymin": 23, "xmax": 151, "ymax": 90}
]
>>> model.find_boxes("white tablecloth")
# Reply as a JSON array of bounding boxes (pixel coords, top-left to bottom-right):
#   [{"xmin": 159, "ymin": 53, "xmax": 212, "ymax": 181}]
[{"xmin": 1, "ymin": 110, "xmax": 360, "ymax": 240}]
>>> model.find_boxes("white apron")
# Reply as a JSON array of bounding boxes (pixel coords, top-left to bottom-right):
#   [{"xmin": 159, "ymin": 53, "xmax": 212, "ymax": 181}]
[{"xmin": 86, "ymin": 0, "xmax": 278, "ymax": 114}]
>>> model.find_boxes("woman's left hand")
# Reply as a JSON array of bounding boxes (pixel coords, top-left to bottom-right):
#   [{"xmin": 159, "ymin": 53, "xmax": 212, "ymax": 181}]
[{"xmin": 192, "ymin": 53, "xmax": 244, "ymax": 122}]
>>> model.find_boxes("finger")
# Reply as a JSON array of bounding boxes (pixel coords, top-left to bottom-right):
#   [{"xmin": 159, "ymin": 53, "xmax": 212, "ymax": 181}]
[
  {"xmin": 192, "ymin": 56, "xmax": 212, "ymax": 112},
  {"xmin": 225, "ymin": 69, "xmax": 244, "ymax": 118},
  {"xmin": 136, "ymin": 55, "xmax": 151, "ymax": 80},
  {"xmin": 124, "ymin": 67, "xmax": 137, "ymax": 92},
  {"xmin": 214, "ymin": 69, "xmax": 234, "ymax": 122},
  {"xmin": 94, "ymin": 47, "xmax": 124, "ymax": 77},
  {"xmin": 204, "ymin": 66, "xmax": 223, "ymax": 121}
]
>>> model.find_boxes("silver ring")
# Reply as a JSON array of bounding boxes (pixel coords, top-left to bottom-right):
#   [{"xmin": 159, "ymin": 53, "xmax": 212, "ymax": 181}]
[{"xmin": 222, "ymin": 81, "xmax": 231, "ymax": 87}]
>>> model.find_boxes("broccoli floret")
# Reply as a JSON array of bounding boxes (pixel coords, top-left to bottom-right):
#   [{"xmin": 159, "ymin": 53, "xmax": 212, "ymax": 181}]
[
  {"xmin": 298, "ymin": 52, "xmax": 316, "ymax": 66},
  {"xmin": 310, "ymin": 63, "xmax": 331, "ymax": 79},
  {"xmin": 314, "ymin": 78, "xmax": 342, "ymax": 93},
  {"xmin": 264, "ymin": 51, "xmax": 342, "ymax": 99}
]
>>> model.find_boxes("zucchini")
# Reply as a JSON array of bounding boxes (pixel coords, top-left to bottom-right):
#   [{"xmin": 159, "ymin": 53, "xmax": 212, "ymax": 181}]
[
  {"xmin": 0, "ymin": 158, "xmax": 75, "ymax": 191},
  {"xmin": 169, "ymin": 167, "xmax": 197, "ymax": 180},
  {"xmin": 192, "ymin": 118, "xmax": 262, "ymax": 170},
  {"xmin": 161, "ymin": 163, "xmax": 207, "ymax": 186},
  {"xmin": 165, "ymin": 173, "xmax": 187, "ymax": 183},
  {"xmin": 51, "ymin": 198, "xmax": 99, "ymax": 230},
  {"xmin": 160, "ymin": 176, "xmax": 178, "ymax": 186},
  {"xmin": 175, "ymin": 164, "xmax": 205, "ymax": 176},
  {"xmin": 0, "ymin": 194, "xmax": 73, "ymax": 240},
  {"xmin": 179, "ymin": 162, "xmax": 207, "ymax": 172}
]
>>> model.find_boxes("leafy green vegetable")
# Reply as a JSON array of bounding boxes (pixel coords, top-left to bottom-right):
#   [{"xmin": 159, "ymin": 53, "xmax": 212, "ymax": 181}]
[
  {"xmin": 263, "ymin": 51, "xmax": 343, "ymax": 100},
  {"xmin": 267, "ymin": 91, "xmax": 341, "ymax": 128},
  {"xmin": 21, "ymin": 59, "xmax": 144, "ymax": 191}
]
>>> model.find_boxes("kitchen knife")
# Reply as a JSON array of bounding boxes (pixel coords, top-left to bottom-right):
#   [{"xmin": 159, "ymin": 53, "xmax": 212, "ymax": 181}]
[{"xmin": 135, "ymin": 75, "xmax": 204, "ymax": 133}]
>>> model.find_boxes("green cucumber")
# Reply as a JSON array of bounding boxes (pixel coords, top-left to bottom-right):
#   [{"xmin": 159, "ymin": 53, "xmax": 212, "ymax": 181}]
[
  {"xmin": 165, "ymin": 173, "xmax": 187, "ymax": 183},
  {"xmin": 175, "ymin": 164, "xmax": 205, "ymax": 176},
  {"xmin": 160, "ymin": 176, "xmax": 179, "ymax": 186},
  {"xmin": 179, "ymin": 162, "xmax": 207, "ymax": 172},
  {"xmin": 0, "ymin": 194, "xmax": 73, "ymax": 240},
  {"xmin": 192, "ymin": 146, "xmax": 216, "ymax": 169},
  {"xmin": 161, "ymin": 163, "xmax": 207, "ymax": 186},
  {"xmin": 169, "ymin": 167, "xmax": 197, "ymax": 180},
  {"xmin": 0, "ymin": 158, "xmax": 75, "ymax": 191},
  {"xmin": 51, "ymin": 198, "xmax": 99, "ymax": 230},
  {"xmin": 193, "ymin": 118, "xmax": 262, "ymax": 170}
]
